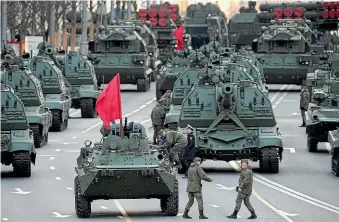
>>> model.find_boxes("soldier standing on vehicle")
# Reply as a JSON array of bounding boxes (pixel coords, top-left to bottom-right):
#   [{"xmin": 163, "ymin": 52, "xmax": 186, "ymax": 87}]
[
  {"xmin": 227, "ymin": 159, "xmax": 257, "ymax": 219},
  {"xmin": 183, "ymin": 124, "xmax": 196, "ymax": 179},
  {"xmin": 150, "ymin": 102, "xmax": 166, "ymax": 144},
  {"xmin": 300, "ymin": 87, "xmax": 310, "ymax": 127},
  {"xmin": 183, "ymin": 157, "xmax": 212, "ymax": 219},
  {"xmin": 163, "ymin": 130, "xmax": 187, "ymax": 169}
]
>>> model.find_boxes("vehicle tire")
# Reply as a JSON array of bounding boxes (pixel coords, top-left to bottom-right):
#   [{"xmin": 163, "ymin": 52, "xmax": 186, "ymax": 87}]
[
  {"xmin": 80, "ymin": 99, "xmax": 96, "ymax": 118},
  {"xmin": 163, "ymin": 179, "xmax": 179, "ymax": 216},
  {"xmin": 259, "ymin": 147, "xmax": 279, "ymax": 173},
  {"xmin": 13, "ymin": 152, "xmax": 31, "ymax": 177},
  {"xmin": 50, "ymin": 110, "xmax": 62, "ymax": 132},
  {"xmin": 31, "ymin": 124, "xmax": 42, "ymax": 148},
  {"xmin": 331, "ymin": 153, "xmax": 339, "ymax": 177},
  {"xmin": 137, "ymin": 79, "xmax": 147, "ymax": 92},
  {"xmin": 74, "ymin": 176, "xmax": 91, "ymax": 218},
  {"xmin": 160, "ymin": 198, "xmax": 166, "ymax": 212},
  {"xmin": 307, "ymin": 136, "xmax": 318, "ymax": 152}
]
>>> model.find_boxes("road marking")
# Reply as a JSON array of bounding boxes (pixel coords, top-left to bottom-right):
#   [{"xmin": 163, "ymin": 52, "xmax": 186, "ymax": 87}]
[
  {"xmin": 117, "ymin": 216, "xmax": 125, "ymax": 219},
  {"xmin": 50, "ymin": 166, "xmax": 55, "ymax": 170},
  {"xmin": 52, "ymin": 212, "xmax": 71, "ymax": 218},
  {"xmin": 11, "ymin": 188, "xmax": 31, "ymax": 195},
  {"xmin": 2, "ymin": 218, "xmax": 9, "ymax": 221},
  {"xmin": 229, "ymin": 161, "xmax": 294, "ymax": 222},
  {"xmin": 139, "ymin": 104, "xmax": 146, "ymax": 109},
  {"xmin": 70, "ymin": 110, "xmax": 80, "ymax": 117},
  {"xmin": 277, "ymin": 210, "xmax": 299, "ymax": 217},
  {"xmin": 283, "ymin": 100, "xmax": 296, "ymax": 102},
  {"xmin": 145, "ymin": 100, "xmax": 153, "ymax": 105},
  {"xmin": 49, "ymin": 140, "xmax": 58, "ymax": 142},
  {"xmin": 63, "ymin": 150, "xmax": 79, "ymax": 153},
  {"xmin": 72, "ymin": 136, "xmax": 77, "ymax": 139},
  {"xmin": 215, "ymin": 184, "xmax": 236, "ymax": 190},
  {"xmin": 50, "ymin": 157, "xmax": 55, "ymax": 160},
  {"xmin": 100, "ymin": 206, "xmax": 108, "ymax": 210},
  {"xmin": 66, "ymin": 187, "xmax": 73, "ymax": 191},
  {"xmin": 177, "ymin": 213, "xmax": 183, "ymax": 217},
  {"xmin": 270, "ymin": 85, "xmax": 287, "ymax": 104},
  {"xmin": 272, "ymin": 85, "xmax": 291, "ymax": 109},
  {"xmin": 325, "ymin": 142, "xmax": 332, "ymax": 152},
  {"xmin": 55, "ymin": 149, "xmax": 61, "ymax": 152},
  {"xmin": 210, "ymin": 204, "xmax": 219, "ymax": 208},
  {"xmin": 114, "ymin": 200, "xmax": 131, "ymax": 222},
  {"xmin": 141, "ymin": 119, "xmax": 152, "ymax": 124},
  {"xmin": 37, "ymin": 154, "xmax": 55, "ymax": 157},
  {"xmin": 55, "ymin": 177, "xmax": 62, "ymax": 181},
  {"xmin": 284, "ymin": 148, "xmax": 296, "ymax": 153}
]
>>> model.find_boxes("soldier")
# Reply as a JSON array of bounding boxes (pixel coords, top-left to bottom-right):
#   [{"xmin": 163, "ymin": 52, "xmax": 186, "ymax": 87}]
[
  {"xmin": 332, "ymin": 31, "xmax": 338, "ymax": 52},
  {"xmin": 160, "ymin": 90, "xmax": 172, "ymax": 106},
  {"xmin": 299, "ymin": 87, "xmax": 310, "ymax": 127},
  {"xmin": 182, "ymin": 157, "xmax": 212, "ymax": 219},
  {"xmin": 227, "ymin": 159, "xmax": 257, "ymax": 219},
  {"xmin": 150, "ymin": 102, "xmax": 166, "ymax": 144},
  {"xmin": 183, "ymin": 124, "xmax": 196, "ymax": 179},
  {"xmin": 163, "ymin": 130, "xmax": 188, "ymax": 168}
]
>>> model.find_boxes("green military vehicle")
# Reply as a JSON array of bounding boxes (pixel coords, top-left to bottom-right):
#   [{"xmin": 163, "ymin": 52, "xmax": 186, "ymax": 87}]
[
  {"xmin": 1, "ymin": 55, "xmax": 52, "ymax": 148},
  {"xmin": 24, "ymin": 55, "xmax": 71, "ymax": 132},
  {"xmin": 327, "ymin": 128, "xmax": 339, "ymax": 177},
  {"xmin": 74, "ymin": 119, "xmax": 178, "ymax": 218},
  {"xmin": 1, "ymin": 84, "xmax": 36, "ymax": 177}
]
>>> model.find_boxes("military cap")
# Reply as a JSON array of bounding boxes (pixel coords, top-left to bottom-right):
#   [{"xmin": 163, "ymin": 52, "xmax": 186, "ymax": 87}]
[
  {"xmin": 166, "ymin": 90, "xmax": 172, "ymax": 93},
  {"xmin": 187, "ymin": 124, "xmax": 193, "ymax": 130},
  {"xmin": 194, "ymin": 157, "xmax": 201, "ymax": 162},
  {"xmin": 241, "ymin": 159, "xmax": 248, "ymax": 164}
]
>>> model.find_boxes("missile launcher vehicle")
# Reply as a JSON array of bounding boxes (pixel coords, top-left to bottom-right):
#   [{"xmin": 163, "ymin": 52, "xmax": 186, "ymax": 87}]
[
  {"xmin": 88, "ymin": 23, "xmax": 153, "ymax": 92},
  {"xmin": 1, "ymin": 83, "xmax": 36, "ymax": 177},
  {"xmin": 74, "ymin": 118, "xmax": 178, "ymax": 218},
  {"xmin": 1, "ymin": 55, "xmax": 52, "ymax": 148}
]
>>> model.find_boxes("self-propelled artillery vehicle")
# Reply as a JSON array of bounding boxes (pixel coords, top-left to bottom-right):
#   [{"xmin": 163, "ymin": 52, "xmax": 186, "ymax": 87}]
[
  {"xmin": 177, "ymin": 80, "xmax": 283, "ymax": 173},
  {"xmin": 1, "ymin": 55, "xmax": 52, "ymax": 148},
  {"xmin": 23, "ymin": 53, "xmax": 71, "ymax": 132},
  {"xmin": 74, "ymin": 118, "xmax": 178, "ymax": 218},
  {"xmin": 327, "ymin": 126, "xmax": 339, "ymax": 177},
  {"xmin": 88, "ymin": 23, "xmax": 153, "ymax": 92},
  {"xmin": 1, "ymin": 83, "xmax": 36, "ymax": 177}
]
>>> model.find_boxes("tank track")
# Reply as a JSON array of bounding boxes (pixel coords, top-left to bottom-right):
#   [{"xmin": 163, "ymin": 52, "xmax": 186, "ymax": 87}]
[
  {"xmin": 259, "ymin": 147, "xmax": 279, "ymax": 173},
  {"xmin": 50, "ymin": 110, "xmax": 68, "ymax": 132},
  {"xmin": 12, "ymin": 152, "xmax": 31, "ymax": 177},
  {"xmin": 331, "ymin": 152, "xmax": 339, "ymax": 177},
  {"xmin": 161, "ymin": 178, "xmax": 179, "ymax": 216},
  {"xmin": 137, "ymin": 78, "xmax": 151, "ymax": 92},
  {"xmin": 80, "ymin": 99, "xmax": 96, "ymax": 118},
  {"xmin": 75, "ymin": 176, "xmax": 91, "ymax": 218},
  {"xmin": 307, "ymin": 136, "xmax": 318, "ymax": 152},
  {"xmin": 30, "ymin": 124, "xmax": 48, "ymax": 148}
]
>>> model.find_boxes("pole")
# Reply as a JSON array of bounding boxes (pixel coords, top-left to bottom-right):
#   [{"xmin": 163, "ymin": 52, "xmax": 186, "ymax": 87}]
[
  {"xmin": 146, "ymin": 0, "xmax": 150, "ymax": 9},
  {"xmin": 49, "ymin": 1, "xmax": 56, "ymax": 48},
  {"xmin": 127, "ymin": 1, "xmax": 131, "ymax": 20},
  {"xmin": 111, "ymin": 0, "xmax": 115, "ymax": 23},
  {"xmin": 80, "ymin": 0, "xmax": 88, "ymax": 55},
  {"xmin": 1, "ymin": 1, "xmax": 8, "ymax": 46}
]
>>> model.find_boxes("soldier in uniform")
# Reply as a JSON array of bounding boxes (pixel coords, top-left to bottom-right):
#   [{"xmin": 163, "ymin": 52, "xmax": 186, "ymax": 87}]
[
  {"xmin": 160, "ymin": 90, "xmax": 172, "ymax": 106},
  {"xmin": 183, "ymin": 124, "xmax": 196, "ymax": 179},
  {"xmin": 182, "ymin": 157, "xmax": 212, "ymax": 219},
  {"xmin": 332, "ymin": 31, "xmax": 338, "ymax": 52},
  {"xmin": 227, "ymin": 159, "xmax": 257, "ymax": 219},
  {"xmin": 299, "ymin": 87, "xmax": 310, "ymax": 127},
  {"xmin": 163, "ymin": 130, "xmax": 187, "ymax": 168},
  {"xmin": 150, "ymin": 102, "xmax": 166, "ymax": 144}
]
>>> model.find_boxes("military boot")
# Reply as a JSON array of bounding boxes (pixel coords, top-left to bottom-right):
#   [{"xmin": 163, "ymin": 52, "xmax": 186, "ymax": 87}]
[
  {"xmin": 299, "ymin": 122, "xmax": 306, "ymax": 127},
  {"xmin": 199, "ymin": 210, "xmax": 208, "ymax": 219},
  {"xmin": 248, "ymin": 210, "xmax": 257, "ymax": 219},
  {"xmin": 182, "ymin": 209, "xmax": 192, "ymax": 219},
  {"xmin": 227, "ymin": 210, "xmax": 238, "ymax": 219}
]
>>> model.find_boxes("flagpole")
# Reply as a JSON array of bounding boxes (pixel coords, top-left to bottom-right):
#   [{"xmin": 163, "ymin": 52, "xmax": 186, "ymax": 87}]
[{"xmin": 116, "ymin": 73, "xmax": 123, "ymax": 139}]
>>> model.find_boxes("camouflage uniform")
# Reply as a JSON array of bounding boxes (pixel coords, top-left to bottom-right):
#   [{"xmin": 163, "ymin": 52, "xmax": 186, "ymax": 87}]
[
  {"xmin": 164, "ymin": 130, "xmax": 187, "ymax": 167},
  {"xmin": 159, "ymin": 90, "xmax": 172, "ymax": 107},
  {"xmin": 150, "ymin": 103, "xmax": 166, "ymax": 144},
  {"xmin": 300, "ymin": 88, "xmax": 310, "ymax": 127},
  {"xmin": 332, "ymin": 32, "xmax": 338, "ymax": 52},
  {"xmin": 228, "ymin": 159, "xmax": 257, "ymax": 219},
  {"xmin": 183, "ymin": 157, "xmax": 212, "ymax": 219}
]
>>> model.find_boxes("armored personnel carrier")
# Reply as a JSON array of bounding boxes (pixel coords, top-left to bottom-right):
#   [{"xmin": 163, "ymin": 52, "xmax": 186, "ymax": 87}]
[
  {"xmin": 24, "ymin": 55, "xmax": 71, "ymax": 132},
  {"xmin": 185, "ymin": 3, "xmax": 228, "ymax": 49},
  {"xmin": 252, "ymin": 19, "xmax": 321, "ymax": 85},
  {"xmin": 1, "ymin": 83, "xmax": 36, "ymax": 177},
  {"xmin": 74, "ymin": 119, "xmax": 178, "ymax": 218},
  {"xmin": 1, "ymin": 55, "xmax": 52, "ymax": 148},
  {"xmin": 176, "ymin": 79, "xmax": 282, "ymax": 173},
  {"xmin": 88, "ymin": 24, "xmax": 153, "ymax": 92},
  {"xmin": 327, "ymin": 128, "xmax": 339, "ymax": 177}
]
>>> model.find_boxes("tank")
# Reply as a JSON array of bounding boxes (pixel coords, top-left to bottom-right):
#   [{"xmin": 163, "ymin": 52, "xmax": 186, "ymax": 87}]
[
  {"xmin": 1, "ymin": 55, "xmax": 52, "ymax": 148},
  {"xmin": 1, "ymin": 84, "xmax": 36, "ymax": 177},
  {"xmin": 176, "ymin": 79, "xmax": 282, "ymax": 173},
  {"xmin": 327, "ymin": 128, "xmax": 339, "ymax": 177},
  {"xmin": 252, "ymin": 19, "xmax": 321, "ymax": 85},
  {"xmin": 87, "ymin": 23, "xmax": 153, "ymax": 92},
  {"xmin": 23, "ymin": 55, "xmax": 72, "ymax": 132},
  {"xmin": 74, "ymin": 119, "xmax": 178, "ymax": 218}
]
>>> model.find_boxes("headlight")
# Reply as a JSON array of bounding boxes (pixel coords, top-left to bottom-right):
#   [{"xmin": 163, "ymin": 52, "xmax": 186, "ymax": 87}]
[
  {"xmin": 87, "ymin": 158, "xmax": 93, "ymax": 162},
  {"xmin": 149, "ymin": 52, "xmax": 153, "ymax": 56},
  {"xmin": 140, "ymin": 61, "xmax": 144, "ymax": 64},
  {"xmin": 305, "ymin": 61, "xmax": 309, "ymax": 65}
]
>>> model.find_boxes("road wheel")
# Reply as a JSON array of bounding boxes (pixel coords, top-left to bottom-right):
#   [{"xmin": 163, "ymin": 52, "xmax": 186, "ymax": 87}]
[
  {"xmin": 74, "ymin": 176, "xmax": 91, "ymax": 218},
  {"xmin": 31, "ymin": 124, "xmax": 42, "ymax": 148},
  {"xmin": 163, "ymin": 179, "xmax": 179, "ymax": 216},
  {"xmin": 259, "ymin": 147, "xmax": 279, "ymax": 173},
  {"xmin": 50, "ymin": 110, "xmax": 62, "ymax": 132},
  {"xmin": 331, "ymin": 153, "xmax": 339, "ymax": 177},
  {"xmin": 307, "ymin": 136, "xmax": 318, "ymax": 152},
  {"xmin": 13, "ymin": 152, "xmax": 31, "ymax": 177}
]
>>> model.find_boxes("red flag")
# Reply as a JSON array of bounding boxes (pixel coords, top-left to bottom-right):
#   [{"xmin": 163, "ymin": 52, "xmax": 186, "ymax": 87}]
[
  {"xmin": 174, "ymin": 23, "xmax": 184, "ymax": 51},
  {"xmin": 96, "ymin": 73, "xmax": 122, "ymax": 130}
]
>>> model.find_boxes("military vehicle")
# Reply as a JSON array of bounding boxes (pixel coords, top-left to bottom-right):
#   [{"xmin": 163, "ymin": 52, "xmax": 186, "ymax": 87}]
[
  {"xmin": 88, "ymin": 23, "xmax": 153, "ymax": 92},
  {"xmin": 327, "ymin": 128, "xmax": 339, "ymax": 177},
  {"xmin": 24, "ymin": 55, "xmax": 71, "ymax": 132},
  {"xmin": 74, "ymin": 119, "xmax": 178, "ymax": 218},
  {"xmin": 252, "ymin": 19, "xmax": 322, "ymax": 85},
  {"xmin": 1, "ymin": 83, "xmax": 36, "ymax": 177},
  {"xmin": 185, "ymin": 3, "xmax": 228, "ymax": 49},
  {"xmin": 137, "ymin": 2, "xmax": 181, "ymax": 63},
  {"xmin": 1, "ymin": 55, "xmax": 52, "ymax": 148},
  {"xmin": 176, "ymin": 79, "xmax": 282, "ymax": 173}
]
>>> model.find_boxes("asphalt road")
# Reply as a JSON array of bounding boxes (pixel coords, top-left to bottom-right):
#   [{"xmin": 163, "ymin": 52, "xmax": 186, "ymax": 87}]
[{"xmin": 1, "ymin": 83, "xmax": 339, "ymax": 222}]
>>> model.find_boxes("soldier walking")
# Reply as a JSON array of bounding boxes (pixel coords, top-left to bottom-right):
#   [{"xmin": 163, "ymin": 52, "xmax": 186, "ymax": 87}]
[
  {"xmin": 183, "ymin": 157, "xmax": 212, "ymax": 219},
  {"xmin": 183, "ymin": 124, "xmax": 196, "ymax": 179},
  {"xmin": 227, "ymin": 159, "xmax": 257, "ymax": 219},
  {"xmin": 150, "ymin": 102, "xmax": 166, "ymax": 144},
  {"xmin": 300, "ymin": 87, "xmax": 310, "ymax": 127}
]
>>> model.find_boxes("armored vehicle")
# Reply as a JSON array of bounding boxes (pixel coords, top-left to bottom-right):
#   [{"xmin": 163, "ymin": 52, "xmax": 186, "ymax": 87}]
[
  {"xmin": 74, "ymin": 119, "xmax": 178, "ymax": 218},
  {"xmin": 1, "ymin": 84, "xmax": 36, "ymax": 177},
  {"xmin": 1, "ymin": 55, "xmax": 52, "ymax": 148},
  {"xmin": 252, "ymin": 19, "xmax": 321, "ymax": 85},
  {"xmin": 177, "ymin": 80, "xmax": 283, "ymax": 173},
  {"xmin": 185, "ymin": 3, "xmax": 228, "ymax": 49},
  {"xmin": 327, "ymin": 128, "xmax": 339, "ymax": 176},
  {"xmin": 88, "ymin": 23, "xmax": 153, "ymax": 92},
  {"xmin": 24, "ymin": 55, "xmax": 71, "ymax": 132}
]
